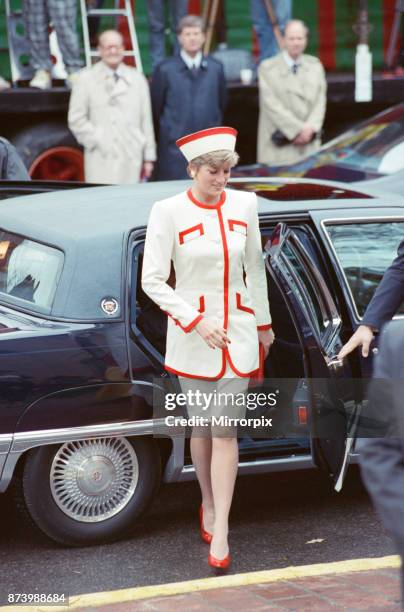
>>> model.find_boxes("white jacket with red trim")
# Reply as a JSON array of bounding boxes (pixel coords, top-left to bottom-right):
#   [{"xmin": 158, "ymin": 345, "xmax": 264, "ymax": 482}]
[{"xmin": 141, "ymin": 187, "xmax": 272, "ymax": 379}]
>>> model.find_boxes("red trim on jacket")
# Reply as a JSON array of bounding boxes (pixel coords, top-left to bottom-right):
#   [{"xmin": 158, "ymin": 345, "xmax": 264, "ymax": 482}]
[
  {"xmin": 257, "ymin": 324, "xmax": 272, "ymax": 331},
  {"xmin": 176, "ymin": 127, "xmax": 238, "ymax": 147},
  {"xmin": 183, "ymin": 313, "xmax": 203, "ymax": 332},
  {"xmin": 228, "ymin": 219, "xmax": 248, "ymax": 233},
  {"xmin": 166, "ymin": 350, "xmax": 260, "ymax": 380},
  {"xmin": 198, "ymin": 295, "xmax": 205, "ymax": 313},
  {"xmin": 225, "ymin": 349, "xmax": 260, "ymax": 378},
  {"xmin": 165, "ymin": 349, "xmax": 227, "ymax": 380},
  {"xmin": 217, "ymin": 207, "xmax": 229, "ymax": 331},
  {"xmin": 236, "ymin": 292, "xmax": 255, "ymax": 315},
  {"xmin": 163, "ymin": 311, "xmax": 203, "ymax": 333},
  {"xmin": 179, "ymin": 223, "xmax": 204, "ymax": 245},
  {"xmin": 187, "ymin": 188, "xmax": 226, "ymax": 210}
]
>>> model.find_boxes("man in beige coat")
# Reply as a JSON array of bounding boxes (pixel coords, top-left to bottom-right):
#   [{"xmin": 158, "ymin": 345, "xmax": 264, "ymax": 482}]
[
  {"xmin": 257, "ymin": 20, "xmax": 327, "ymax": 166},
  {"xmin": 68, "ymin": 30, "xmax": 156, "ymax": 184}
]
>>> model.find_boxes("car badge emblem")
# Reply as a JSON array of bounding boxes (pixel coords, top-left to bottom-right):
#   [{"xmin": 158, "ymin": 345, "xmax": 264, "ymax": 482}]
[{"xmin": 101, "ymin": 297, "xmax": 119, "ymax": 315}]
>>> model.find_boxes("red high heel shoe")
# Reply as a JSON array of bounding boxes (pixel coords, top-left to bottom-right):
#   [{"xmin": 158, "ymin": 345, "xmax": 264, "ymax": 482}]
[
  {"xmin": 199, "ymin": 505, "xmax": 212, "ymax": 544},
  {"xmin": 208, "ymin": 551, "xmax": 231, "ymax": 573}
]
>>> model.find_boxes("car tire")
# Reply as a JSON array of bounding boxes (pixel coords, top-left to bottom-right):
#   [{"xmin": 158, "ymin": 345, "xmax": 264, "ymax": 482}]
[
  {"xmin": 12, "ymin": 122, "xmax": 84, "ymax": 181},
  {"xmin": 15, "ymin": 436, "xmax": 161, "ymax": 546}
]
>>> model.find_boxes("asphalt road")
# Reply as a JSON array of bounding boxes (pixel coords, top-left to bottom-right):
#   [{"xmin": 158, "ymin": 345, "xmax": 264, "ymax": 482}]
[{"xmin": 0, "ymin": 466, "xmax": 395, "ymax": 601}]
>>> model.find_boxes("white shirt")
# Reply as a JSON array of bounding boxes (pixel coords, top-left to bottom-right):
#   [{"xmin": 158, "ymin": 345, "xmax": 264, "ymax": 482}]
[
  {"xmin": 282, "ymin": 51, "xmax": 301, "ymax": 72},
  {"xmin": 180, "ymin": 50, "xmax": 203, "ymax": 70},
  {"xmin": 101, "ymin": 61, "xmax": 128, "ymax": 83}
]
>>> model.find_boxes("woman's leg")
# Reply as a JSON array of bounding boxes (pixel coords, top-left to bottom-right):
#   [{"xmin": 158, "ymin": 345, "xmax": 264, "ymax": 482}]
[
  {"xmin": 209, "ymin": 435, "xmax": 239, "ymax": 559},
  {"xmin": 178, "ymin": 377, "xmax": 215, "ymax": 532},
  {"xmin": 179, "ymin": 373, "xmax": 247, "ymax": 554},
  {"xmin": 190, "ymin": 431, "xmax": 214, "ymax": 532},
  {"xmin": 209, "ymin": 375, "xmax": 248, "ymax": 559}
]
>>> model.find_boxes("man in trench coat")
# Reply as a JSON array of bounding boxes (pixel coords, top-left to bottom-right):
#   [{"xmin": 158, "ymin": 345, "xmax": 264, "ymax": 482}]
[
  {"xmin": 257, "ymin": 19, "xmax": 327, "ymax": 166},
  {"xmin": 68, "ymin": 30, "xmax": 156, "ymax": 184},
  {"xmin": 150, "ymin": 15, "xmax": 227, "ymax": 180}
]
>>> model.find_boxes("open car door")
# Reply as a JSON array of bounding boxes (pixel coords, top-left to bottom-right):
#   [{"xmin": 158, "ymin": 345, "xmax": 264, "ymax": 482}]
[{"xmin": 265, "ymin": 223, "xmax": 362, "ymax": 491}]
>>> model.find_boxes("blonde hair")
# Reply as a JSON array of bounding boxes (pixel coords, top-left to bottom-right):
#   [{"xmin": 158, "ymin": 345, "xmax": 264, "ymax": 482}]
[{"xmin": 189, "ymin": 150, "xmax": 239, "ymax": 172}]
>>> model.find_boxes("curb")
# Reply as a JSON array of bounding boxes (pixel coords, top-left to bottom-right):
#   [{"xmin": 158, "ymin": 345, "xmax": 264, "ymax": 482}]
[{"xmin": 3, "ymin": 554, "xmax": 400, "ymax": 611}]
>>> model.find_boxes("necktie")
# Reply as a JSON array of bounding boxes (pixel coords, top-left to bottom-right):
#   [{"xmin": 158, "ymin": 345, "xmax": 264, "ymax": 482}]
[
  {"xmin": 292, "ymin": 63, "xmax": 299, "ymax": 74},
  {"xmin": 113, "ymin": 71, "xmax": 119, "ymax": 82}
]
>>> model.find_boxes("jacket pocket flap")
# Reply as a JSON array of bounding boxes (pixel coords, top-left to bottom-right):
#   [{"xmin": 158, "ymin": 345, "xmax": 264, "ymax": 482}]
[
  {"xmin": 236, "ymin": 292, "xmax": 255, "ymax": 314},
  {"xmin": 179, "ymin": 223, "xmax": 204, "ymax": 244},
  {"xmin": 228, "ymin": 219, "xmax": 247, "ymax": 235}
]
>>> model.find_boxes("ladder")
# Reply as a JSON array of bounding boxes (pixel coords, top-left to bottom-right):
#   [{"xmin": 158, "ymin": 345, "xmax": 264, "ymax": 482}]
[
  {"xmin": 4, "ymin": 0, "xmax": 68, "ymax": 83},
  {"xmin": 79, "ymin": 0, "xmax": 143, "ymax": 73},
  {"xmin": 386, "ymin": 0, "xmax": 404, "ymax": 69}
]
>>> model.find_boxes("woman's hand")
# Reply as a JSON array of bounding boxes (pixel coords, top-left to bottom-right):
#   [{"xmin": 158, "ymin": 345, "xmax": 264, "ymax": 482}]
[
  {"xmin": 195, "ymin": 318, "xmax": 230, "ymax": 349},
  {"xmin": 258, "ymin": 328, "xmax": 275, "ymax": 358}
]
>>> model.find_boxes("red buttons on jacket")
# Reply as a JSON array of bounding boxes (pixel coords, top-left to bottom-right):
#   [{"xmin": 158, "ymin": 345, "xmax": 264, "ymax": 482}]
[
  {"xmin": 228, "ymin": 219, "xmax": 248, "ymax": 235},
  {"xmin": 178, "ymin": 223, "xmax": 204, "ymax": 245}
]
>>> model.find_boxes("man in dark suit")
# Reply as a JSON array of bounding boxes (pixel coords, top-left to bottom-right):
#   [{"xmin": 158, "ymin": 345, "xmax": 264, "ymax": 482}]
[
  {"xmin": 339, "ymin": 240, "xmax": 404, "ymax": 359},
  {"xmin": 338, "ymin": 238, "xmax": 404, "ymax": 601},
  {"xmin": 150, "ymin": 14, "xmax": 227, "ymax": 180},
  {"xmin": 357, "ymin": 320, "xmax": 404, "ymax": 602}
]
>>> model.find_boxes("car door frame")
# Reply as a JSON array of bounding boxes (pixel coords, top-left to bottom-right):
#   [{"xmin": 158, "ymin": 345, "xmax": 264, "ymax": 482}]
[
  {"xmin": 265, "ymin": 220, "xmax": 365, "ymax": 490},
  {"xmin": 310, "ymin": 208, "xmax": 404, "ymax": 377}
]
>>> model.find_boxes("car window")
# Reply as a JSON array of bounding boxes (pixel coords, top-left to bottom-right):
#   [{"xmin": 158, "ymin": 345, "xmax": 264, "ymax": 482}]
[
  {"xmin": 0, "ymin": 231, "xmax": 63, "ymax": 309},
  {"xmin": 325, "ymin": 221, "xmax": 404, "ymax": 317},
  {"xmin": 280, "ymin": 239, "xmax": 330, "ymax": 340}
]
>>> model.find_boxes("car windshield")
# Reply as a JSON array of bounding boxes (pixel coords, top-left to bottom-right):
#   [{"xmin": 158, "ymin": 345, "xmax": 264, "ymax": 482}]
[
  {"xmin": 325, "ymin": 221, "xmax": 404, "ymax": 318},
  {"xmin": 0, "ymin": 230, "xmax": 63, "ymax": 310},
  {"xmin": 321, "ymin": 109, "xmax": 404, "ymax": 174}
]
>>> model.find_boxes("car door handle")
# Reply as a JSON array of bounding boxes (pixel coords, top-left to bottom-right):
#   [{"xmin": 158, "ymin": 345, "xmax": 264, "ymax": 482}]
[{"xmin": 327, "ymin": 355, "xmax": 344, "ymax": 369}]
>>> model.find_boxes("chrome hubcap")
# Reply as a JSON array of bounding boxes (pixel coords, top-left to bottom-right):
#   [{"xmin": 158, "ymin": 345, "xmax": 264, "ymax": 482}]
[{"xmin": 50, "ymin": 438, "xmax": 138, "ymax": 523}]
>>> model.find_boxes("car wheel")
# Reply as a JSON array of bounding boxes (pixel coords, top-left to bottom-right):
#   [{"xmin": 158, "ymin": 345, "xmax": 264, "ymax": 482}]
[
  {"xmin": 12, "ymin": 122, "xmax": 84, "ymax": 181},
  {"xmin": 16, "ymin": 436, "xmax": 161, "ymax": 546}
]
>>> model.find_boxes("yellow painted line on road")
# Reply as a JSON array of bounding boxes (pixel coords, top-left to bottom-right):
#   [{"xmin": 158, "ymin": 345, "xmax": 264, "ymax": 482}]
[{"xmin": 2, "ymin": 555, "xmax": 400, "ymax": 611}]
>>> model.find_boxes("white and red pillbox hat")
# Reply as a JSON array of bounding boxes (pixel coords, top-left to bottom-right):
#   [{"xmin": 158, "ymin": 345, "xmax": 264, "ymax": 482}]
[{"xmin": 176, "ymin": 126, "xmax": 238, "ymax": 162}]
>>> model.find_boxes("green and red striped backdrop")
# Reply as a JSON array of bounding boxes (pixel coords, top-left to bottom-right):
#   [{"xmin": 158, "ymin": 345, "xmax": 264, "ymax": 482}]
[
  {"xmin": 0, "ymin": 1, "xmax": 398, "ymax": 78},
  {"xmin": 135, "ymin": 0, "xmax": 398, "ymax": 73}
]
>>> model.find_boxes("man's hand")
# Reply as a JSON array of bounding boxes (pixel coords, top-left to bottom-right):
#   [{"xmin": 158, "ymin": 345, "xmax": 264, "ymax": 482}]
[
  {"xmin": 195, "ymin": 318, "xmax": 230, "ymax": 349},
  {"xmin": 142, "ymin": 161, "xmax": 154, "ymax": 179},
  {"xmin": 338, "ymin": 325, "xmax": 375, "ymax": 359},
  {"xmin": 293, "ymin": 123, "xmax": 315, "ymax": 145},
  {"xmin": 258, "ymin": 328, "xmax": 275, "ymax": 358}
]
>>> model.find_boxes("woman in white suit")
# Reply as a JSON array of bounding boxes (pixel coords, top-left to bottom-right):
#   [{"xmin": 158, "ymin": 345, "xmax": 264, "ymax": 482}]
[{"xmin": 142, "ymin": 127, "xmax": 274, "ymax": 571}]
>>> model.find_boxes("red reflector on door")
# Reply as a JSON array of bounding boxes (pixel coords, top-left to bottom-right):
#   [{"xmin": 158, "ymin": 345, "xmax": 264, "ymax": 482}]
[{"xmin": 297, "ymin": 406, "xmax": 308, "ymax": 425}]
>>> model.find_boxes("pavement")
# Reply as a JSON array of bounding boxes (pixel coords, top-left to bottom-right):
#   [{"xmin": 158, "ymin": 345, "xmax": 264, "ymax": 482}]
[{"xmin": 3, "ymin": 555, "xmax": 401, "ymax": 612}]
